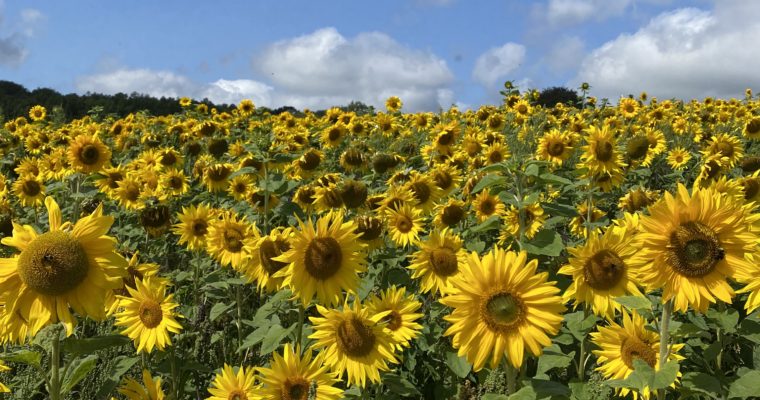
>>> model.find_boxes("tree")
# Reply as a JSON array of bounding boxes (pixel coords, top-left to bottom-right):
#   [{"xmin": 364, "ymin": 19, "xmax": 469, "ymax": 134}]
[{"xmin": 536, "ymin": 86, "xmax": 582, "ymax": 108}]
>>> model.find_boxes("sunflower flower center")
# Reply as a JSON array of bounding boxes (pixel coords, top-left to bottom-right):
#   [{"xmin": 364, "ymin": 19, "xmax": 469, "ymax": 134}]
[
  {"xmin": 743, "ymin": 178, "xmax": 759, "ymax": 201},
  {"xmin": 626, "ymin": 135, "xmax": 650, "ymax": 160},
  {"xmin": 355, "ymin": 216, "xmax": 383, "ymax": 241},
  {"xmin": 620, "ymin": 337, "xmax": 657, "ymax": 369},
  {"xmin": 595, "ymin": 140, "xmax": 614, "ymax": 162},
  {"xmin": 481, "ymin": 292, "xmax": 525, "ymax": 333},
  {"xmin": 304, "ymin": 237, "xmax": 343, "ymax": 280},
  {"xmin": 281, "ymin": 377, "xmax": 309, "ymax": 400},
  {"xmin": 441, "ymin": 204, "xmax": 464, "ymax": 226},
  {"xmin": 410, "ymin": 182, "xmax": 431, "ymax": 204},
  {"xmin": 138, "ymin": 299, "xmax": 163, "ymax": 329},
  {"xmin": 382, "ymin": 310, "xmax": 403, "ymax": 331},
  {"xmin": 584, "ymin": 250, "xmax": 626, "ymax": 290},
  {"xmin": 223, "ymin": 228, "xmax": 245, "ymax": 253},
  {"xmin": 433, "ymin": 171, "xmax": 453, "ymax": 190},
  {"xmin": 488, "ymin": 150, "xmax": 503, "ymax": 164},
  {"xmin": 18, "ymin": 231, "xmax": 89, "ymax": 296},
  {"xmin": 22, "ymin": 179, "xmax": 41, "ymax": 196},
  {"xmin": 394, "ymin": 215, "xmax": 413, "ymax": 233},
  {"xmin": 78, "ymin": 144, "xmax": 101, "ymax": 165},
  {"xmin": 227, "ymin": 389, "xmax": 248, "ymax": 400},
  {"xmin": 336, "ymin": 316, "xmax": 376, "ymax": 357},
  {"xmin": 259, "ymin": 238, "xmax": 290, "ymax": 275},
  {"xmin": 299, "ymin": 151, "xmax": 321, "ymax": 171},
  {"xmin": 548, "ymin": 141, "xmax": 565, "ymax": 157},
  {"xmin": 192, "ymin": 220, "xmax": 208, "ymax": 236},
  {"xmin": 715, "ymin": 142, "xmax": 734, "ymax": 158},
  {"xmin": 668, "ymin": 221, "xmax": 724, "ymax": 278},
  {"xmin": 429, "ymin": 247, "xmax": 459, "ymax": 277},
  {"xmin": 479, "ymin": 199, "xmax": 496, "ymax": 215}
]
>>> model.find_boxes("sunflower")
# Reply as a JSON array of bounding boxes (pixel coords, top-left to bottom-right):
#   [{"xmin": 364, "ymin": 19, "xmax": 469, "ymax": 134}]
[
  {"xmin": 702, "ymin": 133, "xmax": 743, "ymax": 168},
  {"xmin": 0, "ymin": 360, "xmax": 10, "ymax": 393},
  {"xmin": 309, "ymin": 300, "xmax": 398, "ymax": 387},
  {"xmin": 742, "ymin": 116, "xmax": 760, "ymax": 140},
  {"xmin": 353, "ymin": 215, "xmax": 385, "ymax": 251},
  {"xmin": 580, "ymin": 125, "xmax": 626, "ymax": 175},
  {"xmin": 591, "ymin": 311, "xmax": 684, "ymax": 400},
  {"xmin": 618, "ymin": 187, "xmax": 659, "ymax": 214},
  {"xmin": 0, "ymin": 196, "xmax": 126, "ymax": 339},
  {"xmin": 207, "ymin": 364, "xmax": 258, "ymax": 400},
  {"xmin": 430, "ymin": 163, "xmax": 461, "ymax": 196},
  {"xmin": 385, "ymin": 96, "xmax": 403, "ymax": 113},
  {"xmin": 228, "ymin": 175, "xmax": 254, "ymax": 201},
  {"xmin": 203, "ymin": 163, "xmax": 234, "ymax": 193},
  {"xmin": 667, "ymin": 147, "xmax": 691, "ymax": 170},
  {"xmin": 12, "ymin": 174, "xmax": 45, "ymax": 207},
  {"xmin": 243, "ymin": 227, "xmax": 293, "ymax": 293},
  {"xmin": 365, "ymin": 286, "xmax": 423, "ymax": 349},
  {"xmin": 68, "ymin": 134, "xmax": 111, "ymax": 174},
  {"xmin": 161, "ymin": 168, "xmax": 189, "ymax": 197},
  {"xmin": 115, "ymin": 175, "xmax": 145, "ymax": 210},
  {"xmin": 559, "ymin": 226, "xmax": 644, "ymax": 318},
  {"xmin": 631, "ymin": 184, "xmax": 758, "ymax": 313},
  {"xmin": 618, "ymin": 97, "xmax": 640, "ymax": 119},
  {"xmin": 433, "ymin": 198, "xmax": 466, "ymax": 229},
  {"xmin": 408, "ymin": 229, "xmax": 467, "ymax": 295},
  {"xmin": 115, "ymin": 277, "xmax": 182, "ymax": 353},
  {"xmin": 29, "ymin": 105, "xmax": 46, "ymax": 122},
  {"xmin": 384, "ymin": 203, "xmax": 424, "ymax": 247},
  {"xmin": 321, "ymin": 123, "xmax": 348, "ymax": 148},
  {"xmin": 119, "ymin": 369, "xmax": 166, "ymax": 400},
  {"xmin": 536, "ymin": 129, "xmax": 573, "ymax": 165},
  {"xmin": 404, "ymin": 172, "xmax": 442, "ymax": 213},
  {"xmin": 257, "ymin": 343, "xmax": 343, "ymax": 400},
  {"xmin": 569, "ymin": 201, "xmax": 606, "ymax": 238},
  {"xmin": 106, "ymin": 252, "xmax": 161, "ymax": 316},
  {"xmin": 483, "ymin": 142, "xmax": 511, "ymax": 165},
  {"xmin": 274, "ymin": 211, "xmax": 365, "ymax": 307},
  {"xmin": 740, "ymin": 172, "xmax": 760, "ymax": 204},
  {"xmin": 206, "ymin": 212, "xmax": 256, "ymax": 271},
  {"xmin": 472, "ymin": 189, "xmax": 505, "ymax": 223},
  {"xmin": 441, "ymin": 248, "xmax": 565, "ymax": 370},
  {"xmin": 500, "ymin": 201, "xmax": 546, "ymax": 241}
]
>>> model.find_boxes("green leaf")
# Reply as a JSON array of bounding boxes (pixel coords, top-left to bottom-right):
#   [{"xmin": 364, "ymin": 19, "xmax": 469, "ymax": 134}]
[
  {"xmin": 651, "ymin": 360, "xmax": 679, "ymax": 391},
  {"xmin": 469, "ymin": 215, "xmax": 501, "ymax": 233},
  {"xmin": 539, "ymin": 173, "xmax": 572, "ymax": 186},
  {"xmin": 537, "ymin": 346, "xmax": 574, "ymax": 375},
  {"xmin": 681, "ymin": 372, "xmax": 722, "ymax": 397},
  {"xmin": 522, "ymin": 230, "xmax": 564, "ymax": 257},
  {"xmin": 238, "ymin": 326, "xmax": 269, "ymax": 353},
  {"xmin": 565, "ymin": 311, "xmax": 599, "ymax": 341},
  {"xmin": 472, "ymin": 174, "xmax": 507, "ymax": 194},
  {"xmin": 613, "ymin": 296, "xmax": 652, "ymax": 311},
  {"xmin": 228, "ymin": 166, "xmax": 257, "ymax": 179},
  {"xmin": 508, "ymin": 386, "xmax": 538, "ymax": 400},
  {"xmin": 60, "ymin": 355, "xmax": 98, "ymax": 395},
  {"xmin": 525, "ymin": 163, "xmax": 540, "ymax": 177},
  {"xmin": 210, "ymin": 302, "xmax": 234, "ymax": 323},
  {"xmin": 609, "ymin": 360, "xmax": 679, "ymax": 393},
  {"xmin": 530, "ymin": 379, "xmax": 571, "ymax": 397},
  {"xmin": 541, "ymin": 202, "xmax": 578, "ymax": 217},
  {"xmin": 728, "ymin": 370, "xmax": 760, "ymax": 399},
  {"xmin": 94, "ymin": 356, "xmax": 139, "ymax": 399},
  {"xmin": 738, "ymin": 318, "xmax": 760, "ymax": 344},
  {"xmin": 260, "ymin": 323, "xmax": 296, "ymax": 355},
  {"xmin": 481, "ymin": 395, "xmax": 509, "ymax": 400},
  {"xmin": 63, "ymin": 335, "xmax": 131, "ymax": 355},
  {"xmin": 707, "ymin": 308, "xmax": 739, "ymax": 334},
  {"xmin": 0, "ymin": 349, "xmax": 42, "ymax": 367},
  {"xmin": 382, "ymin": 373, "xmax": 422, "ymax": 397},
  {"xmin": 446, "ymin": 352, "xmax": 471, "ymax": 378}
]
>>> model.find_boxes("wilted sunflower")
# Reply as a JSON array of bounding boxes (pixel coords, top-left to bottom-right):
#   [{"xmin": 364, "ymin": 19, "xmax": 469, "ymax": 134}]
[
  {"xmin": 68, "ymin": 134, "xmax": 111, "ymax": 174},
  {"xmin": 12, "ymin": 175, "xmax": 45, "ymax": 207},
  {"xmin": 274, "ymin": 211, "xmax": 365, "ymax": 307},
  {"xmin": 206, "ymin": 212, "xmax": 256, "ymax": 271},
  {"xmin": 632, "ymin": 184, "xmax": 758, "ymax": 313},
  {"xmin": 536, "ymin": 129, "xmax": 573, "ymax": 165},
  {"xmin": 119, "ymin": 369, "xmax": 166, "ymax": 400},
  {"xmin": 115, "ymin": 277, "xmax": 183, "ymax": 353},
  {"xmin": 257, "ymin": 343, "xmax": 343, "ymax": 400},
  {"xmin": 667, "ymin": 147, "xmax": 691, "ymax": 170},
  {"xmin": 0, "ymin": 196, "xmax": 126, "ymax": 339},
  {"xmin": 559, "ymin": 226, "xmax": 644, "ymax": 318},
  {"xmin": 591, "ymin": 311, "xmax": 684, "ymax": 400},
  {"xmin": 207, "ymin": 364, "xmax": 258, "ymax": 400},
  {"xmin": 309, "ymin": 300, "xmax": 398, "ymax": 387},
  {"xmin": 472, "ymin": 189, "xmax": 505, "ymax": 223},
  {"xmin": 243, "ymin": 227, "xmax": 292, "ymax": 293},
  {"xmin": 384, "ymin": 203, "xmax": 424, "ymax": 247},
  {"xmin": 365, "ymin": 286, "xmax": 423, "ymax": 350},
  {"xmin": 618, "ymin": 187, "xmax": 659, "ymax": 214},
  {"xmin": 441, "ymin": 248, "xmax": 565, "ymax": 370}
]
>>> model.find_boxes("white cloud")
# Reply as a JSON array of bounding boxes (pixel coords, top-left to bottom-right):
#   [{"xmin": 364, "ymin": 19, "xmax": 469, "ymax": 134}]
[
  {"xmin": 200, "ymin": 79, "xmax": 273, "ymax": 106},
  {"xmin": 546, "ymin": 36, "xmax": 585, "ymax": 72},
  {"xmin": 0, "ymin": 5, "xmax": 43, "ymax": 67},
  {"xmin": 76, "ymin": 68, "xmax": 199, "ymax": 98},
  {"xmin": 575, "ymin": 2, "xmax": 760, "ymax": 101},
  {"xmin": 253, "ymin": 27, "xmax": 454, "ymax": 111},
  {"xmin": 546, "ymin": 0, "xmax": 630, "ymax": 25},
  {"xmin": 472, "ymin": 42, "xmax": 526, "ymax": 88}
]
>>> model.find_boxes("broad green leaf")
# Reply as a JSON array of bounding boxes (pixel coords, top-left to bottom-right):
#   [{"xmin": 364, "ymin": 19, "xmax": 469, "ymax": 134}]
[
  {"xmin": 537, "ymin": 346, "xmax": 575, "ymax": 375},
  {"xmin": 482, "ymin": 394, "xmax": 509, "ymax": 400},
  {"xmin": 63, "ymin": 335, "xmax": 131, "ymax": 355},
  {"xmin": 472, "ymin": 174, "xmax": 507, "ymax": 194},
  {"xmin": 522, "ymin": 230, "xmax": 564, "ymax": 257},
  {"xmin": 210, "ymin": 302, "xmax": 234, "ymax": 323},
  {"xmin": 60, "ymin": 355, "xmax": 98, "ymax": 395},
  {"xmin": 531, "ymin": 379, "xmax": 571, "ymax": 397},
  {"xmin": 260, "ymin": 323, "xmax": 296, "ymax": 355},
  {"xmin": 382, "ymin": 373, "xmax": 422, "ymax": 397},
  {"xmin": 446, "ymin": 352, "xmax": 471, "ymax": 378},
  {"xmin": 681, "ymin": 372, "xmax": 722, "ymax": 397},
  {"xmin": 0, "ymin": 349, "xmax": 42, "ymax": 367},
  {"xmin": 541, "ymin": 202, "xmax": 578, "ymax": 217},
  {"xmin": 469, "ymin": 215, "xmax": 501, "ymax": 233},
  {"xmin": 238, "ymin": 326, "xmax": 269, "ymax": 353},
  {"xmin": 707, "ymin": 308, "xmax": 739, "ymax": 334},
  {"xmin": 613, "ymin": 296, "xmax": 652, "ymax": 311},
  {"xmin": 728, "ymin": 370, "xmax": 760, "ymax": 399},
  {"xmin": 565, "ymin": 311, "xmax": 599, "ymax": 340},
  {"xmin": 539, "ymin": 173, "xmax": 572, "ymax": 186}
]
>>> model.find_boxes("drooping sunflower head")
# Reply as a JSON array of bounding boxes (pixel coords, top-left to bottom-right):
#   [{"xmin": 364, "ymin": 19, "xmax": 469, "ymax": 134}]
[
  {"xmin": 619, "ymin": 187, "xmax": 659, "ymax": 214},
  {"xmin": 353, "ymin": 215, "xmax": 385, "ymax": 251}
]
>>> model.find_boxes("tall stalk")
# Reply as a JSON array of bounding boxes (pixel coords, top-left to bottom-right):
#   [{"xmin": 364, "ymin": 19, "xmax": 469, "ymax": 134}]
[{"xmin": 657, "ymin": 299, "xmax": 673, "ymax": 400}]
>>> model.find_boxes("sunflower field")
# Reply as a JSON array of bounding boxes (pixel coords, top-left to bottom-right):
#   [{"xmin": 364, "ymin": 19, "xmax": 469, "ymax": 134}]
[{"xmin": 1, "ymin": 86, "xmax": 760, "ymax": 400}]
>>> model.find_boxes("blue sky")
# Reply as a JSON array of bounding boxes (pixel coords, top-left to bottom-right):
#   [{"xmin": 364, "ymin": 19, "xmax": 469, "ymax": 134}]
[{"xmin": 2, "ymin": 0, "xmax": 757, "ymax": 111}]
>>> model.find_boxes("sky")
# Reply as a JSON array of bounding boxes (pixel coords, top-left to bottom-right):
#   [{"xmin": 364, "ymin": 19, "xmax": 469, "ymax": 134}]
[{"xmin": 1, "ymin": 0, "xmax": 759, "ymax": 112}]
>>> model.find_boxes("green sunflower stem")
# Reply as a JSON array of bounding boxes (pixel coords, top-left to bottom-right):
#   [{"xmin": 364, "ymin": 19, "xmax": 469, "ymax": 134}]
[
  {"xmin": 296, "ymin": 303, "xmax": 305, "ymax": 354},
  {"xmin": 657, "ymin": 299, "xmax": 673, "ymax": 400},
  {"xmin": 578, "ymin": 306, "xmax": 590, "ymax": 381},
  {"xmin": 506, "ymin": 361, "xmax": 518, "ymax": 394},
  {"xmin": 236, "ymin": 284, "xmax": 244, "ymax": 353},
  {"xmin": 49, "ymin": 324, "xmax": 62, "ymax": 400}
]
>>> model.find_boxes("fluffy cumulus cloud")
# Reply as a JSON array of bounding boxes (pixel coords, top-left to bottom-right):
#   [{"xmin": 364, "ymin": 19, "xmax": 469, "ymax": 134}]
[
  {"xmin": 472, "ymin": 42, "xmax": 526, "ymax": 88},
  {"xmin": 253, "ymin": 27, "xmax": 454, "ymax": 111},
  {"xmin": 545, "ymin": 0, "xmax": 630, "ymax": 26},
  {"xmin": 0, "ymin": 3, "xmax": 44, "ymax": 67},
  {"xmin": 575, "ymin": 2, "xmax": 760, "ymax": 100},
  {"xmin": 76, "ymin": 69, "xmax": 200, "ymax": 98}
]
